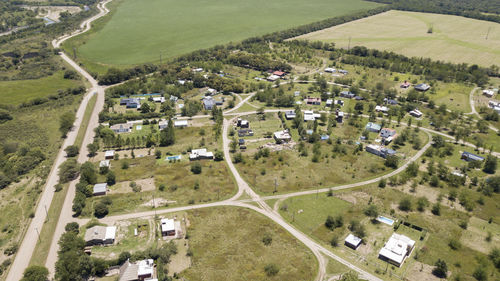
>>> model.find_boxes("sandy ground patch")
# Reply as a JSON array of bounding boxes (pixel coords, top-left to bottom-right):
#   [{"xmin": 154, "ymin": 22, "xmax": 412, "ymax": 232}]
[
  {"xmin": 406, "ymin": 261, "xmax": 447, "ymax": 281},
  {"xmin": 95, "ymin": 148, "xmax": 153, "ymax": 161},
  {"xmin": 141, "ymin": 198, "xmax": 177, "ymax": 208},
  {"xmin": 167, "ymin": 239, "xmax": 191, "ymax": 275},
  {"xmin": 337, "ymin": 191, "xmax": 371, "ymax": 205},
  {"xmin": 22, "ymin": 5, "xmax": 81, "ymax": 21},
  {"xmin": 460, "ymin": 217, "xmax": 500, "ymax": 254},
  {"xmin": 109, "ymin": 178, "xmax": 156, "ymax": 194}
]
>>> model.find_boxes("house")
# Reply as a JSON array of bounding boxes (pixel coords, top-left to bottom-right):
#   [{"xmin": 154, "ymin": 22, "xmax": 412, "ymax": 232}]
[
  {"xmin": 238, "ymin": 129, "xmax": 254, "ymax": 137},
  {"xmin": 84, "ymin": 226, "xmax": 116, "ymax": 246},
  {"xmin": 238, "ymin": 139, "xmax": 245, "ymax": 146},
  {"xmin": 483, "ymin": 89, "xmax": 495, "ymax": 98},
  {"xmin": 160, "ymin": 218, "xmax": 176, "ymax": 236},
  {"xmin": 414, "ymin": 83, "xmax": 430, "ymax": 91},
  {"xmin": 303, "ymin": 110, "xmax": 315, "ymax": 122},
  {"xmin": 384, "ymin": 98, "xmax": 398, "ymax": 105},
  {"xmin": 338, "ymin": 69, "xmax": 348, "ymax": 74},
  {"xmin": 177, "ymin": 79, "xmax": 186, "ymax": 85},
  {"xmin": 189, "ymin": 148, "xmax": 214, "ymax": 160},
  {"xmin": 380, "ymin": 128, "xmax": 397, "ymax": 144},
  {"xmin": 169, "ymin": 95, "xmax": 179, "ymax": 103},
  {"xmin": 365, "ymin": 122, "xmax": 382, "ymax": 133},
  {"xmin": 93, "ymin": 183, "xmax": 108, "ymax": 196},
  {"xmin": 104, "ymin": 150, "xmax": 115, "ymax": 160},
  {"xmin": 237, "ymin": 119, "xmax": 249, "ymax": 128},
  {"xmin": 366, "ymin": 144, "xmax": 396, "ymax": 159},
  {"xmin": 274, "ymin": 130, "xmax": 292, "ymax": 144},
  {"xmin": 326, "ymin": 99, "xmax": 333, "ymax": 107},
  {"xmin": 158, "ymin": 120, "xmax": 169, "ymax": 130},
  {"xmin": 305, "ymin": 97, "xmax": 321, "ymax": 105},
  {"xmin": 193, "ymin": 67, "xmax": 203, "ymax": 72},
  {"xmin": 267, "ymin": 74, "xmax": 280, "ymax": 82},
  {"xmin": 461, "ymin": 151, "xmax": 484, "ymax": 162},
  {"xmin": 375, "ymin": 105, "xmax": 389, "ymax": 113},
  {"xmin": 325, "ymin": 67, "xmax": 336, "ymax": 73},
  {"xmin": 400, "ymin": 81, "xmax": 411, "ymax": 89},
  {"xmin": 294, "ymin": 91, "xmax": 301, "ymax": 97},
  {"xmin": 321, "ymin": 135, "xmax": 330, "ymax": 141},
  {"xmin": 99, "ymin": 160, "xmax": 110, "ymax": 168},
  {"xmin": 380, "ymin": 128, "xmax": 397, "ymax": 139},
  {"xmin": 340, "ymin": 91, "xmax": 355, "ymax": 99},
  {"xmin": 451, "ymin": 170, "xmax": 465, "ymax": 177},
  {"xmin": 110, "ymin": 123, "xmax": 133, "ymax": 134},
  {"xmin": 306, "ymin": 129, "xmax": 313, "ymax": 135},
  {"xmin": 272, "ymin": 71, "xmax": 285, "ymax": 77},
  {"xmin": 378, "ymin": 233, "xmax": 415, "ymax": 267},
  {"xmin": 285, "ymin": 111, "xmax": 296, "ymax": 120},
  {"xmin": 174, "ymin": 120, "xmax": 188, "ymax": 127},
  {"xmin": 354, "ymin": 96, "xmax": 364, "ymax": 101},
  {"xmin": 206, "ymin": 88, "xmax": 217, "ymax": 96},
  {"xmin": 334, "ymin": 100, "xmax": 345, "ymax": 106},
  {"xmin": 152, "ymin": 96, "xmax": 165, "ymax": 103},
  {"xmin": 344, "ymin": 234, "xmax": 362, "ymax": 250},
  {"xmin": 336, "ymin": 111, "xmax": 344, "ymax": 123},
  {"xmin": 119, "ymin": 259, "xmax": 156, "ymax": 281},
  {"xmin": 409, "ymin": 109, "xmax": 423, "ymax": 118},
  {"xmin": 203, "ymin": 96, "xmax": 216, "ymax": 110}
]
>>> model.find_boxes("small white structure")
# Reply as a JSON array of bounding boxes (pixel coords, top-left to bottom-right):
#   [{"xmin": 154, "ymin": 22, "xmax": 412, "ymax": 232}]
[
  {"xmin": 158, "ymin": 120, "xmax": 169, "ymax": 130},
  {"xmin": 409, "ymin": 109, "xmax": 423, "ymax": 118},
  {"xmin": 326, "ymin": 99, "xmax": 333, "ymax": 106},
  {"xmin": 378, "ymin": 233, "xmax": 415, "ymax": 267},
  {"xmin": 273, "ymin": 130, "xmax": 292, "ymax": 144},
  {"xmin": 84, "ymin": 226, "xmax": 116, "ymax": 246},
  {"xmin": 189, "ymin": 148, "xmax": 214, "ymax": 160},
  {"xmin": 267, "ymin": 74, "xmax": 280, "ymax": 82},
  {"xmin": 375, "ymin": 105, "xmax": 389, "ymax": 113},
  {"xmin": 161, "ymin": 218, "xmax": 176, "ymax": 236},
  {"xmin": 174, "ymin": 120, "xmax": 188, "ymax": 127},
  {"xmin": 104, "ymin": 150, "xmax": 115, "ymax": 160},
  {"xmin": 99, "ymin": 160, "xmax": 110, "ymax": 168},
  {"xmin": 152, "ymin": 96, "xmax": 165, "ymax": 103},
  {"xmin": 285, "ymin": 111, "xmax": 296, "ymax": 120},
  {"xmin": 93, "ymin": 183, "xmax": 108, "ymax": 196},
  {"xmin": 344, "ymin": 234, "xmax": 362, "ymax": 250},
  {"xmin": 325, "ymin": 67, "xmax": 336, "ymax": 73},
  {"xmin": 193, "ymin": 68, "xmax": 203, "ymax": 72},
  {"xmin": 110, "ymin": 123, "xmax": 133, "ymax": 134},
  {"xmin": 206, "ymin": 88, "xmax": 217, "ymax": 95}
]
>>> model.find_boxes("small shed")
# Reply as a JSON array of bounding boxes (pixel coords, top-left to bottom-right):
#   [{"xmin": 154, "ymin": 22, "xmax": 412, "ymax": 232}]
[
  {"xmin": 93, "ymin": 183, "xmax": 108, "ymax": 196},
  {"xmin": 344, "ymin": 234, "xmax": 362, "ymax": 250},
  {"xmin": 104, "ymin": 150, "xmax": 115, "ymax": 160}
]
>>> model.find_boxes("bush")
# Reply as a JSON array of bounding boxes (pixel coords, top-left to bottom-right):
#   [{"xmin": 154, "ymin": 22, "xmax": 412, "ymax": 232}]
[
  {"xmin": 191, "ymin": 162, "xmax": 202, "ymax": 174},
  {"xmin": 432, "ymin": 259, "xmax": 448, "ymax": 278},
  {"xmin": 262, "ymin": 234, "xmax": 272, "ymax": 246},
  {"xmin": 64, "ymin": 145, "xmax": 79, "ymax": 157},
  {"xmin": 121, "ymin": 161, "xmax": 129, "ymax": 170},
  {"xmin": 264, "ymin": 264, "xmax": 279, "ymax": 277},
  {"xmin": 106, "ymin": 171, "xmax": 116, "ymax": 186},
  {"xmin": 448, "ymin": 239, "xmax": 461, "ymax": 250},
  {"xmin": 398, "ymin": 198, "xmax": 412, "ymax": 212},
  {"xmin": 330, "ymin": 236, "xmax": 339, "ymax": 247},
  {"xmin": 214, "ymin": 150, "xmax": 224, "ymax": 161},
  {"xmin": 94, "ymin": 202, "xmax": 109, "ymax": 218},
  {"xmin": 378, "ymin": 178, "xmax": 386, "ymax": 188},
  {"xmin": 21, "ymin": 265, "xmax": 49, "ymax": 281},
  {"xmin": 325, "ymin": 215, "xmax": 343, "ymax": 230},
  {"xmin": 431, "ymin": 203, "xmax": 441, "ymax": 216}
]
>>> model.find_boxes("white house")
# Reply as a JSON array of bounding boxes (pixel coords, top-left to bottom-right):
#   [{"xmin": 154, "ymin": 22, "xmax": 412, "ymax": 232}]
[
  {"xmin": 189, "ymin": 148, "xmax": 214, "ymax": 160},
  {"xmin": 160, "ymin": 218, "xmax": 176, "ymax": 236},
  {"xmin": 119, "ymin": 259, "xmax": 156, "ymax": 281},
  {"xmin": 174, "ymin": 120, "xmax": 188, "ymax": 127},
  {"xmin": 84, "ymin": 226, "xmax": 116, "ymax": 246},
  {"xmin": 483, "ymin": 89, "xmax": 495, "ymax": 98},
  {"xmin": 274, "ymin": 130, "xmax": 292, "ymax": 144},
  {"xmin": 375, "ymin": 105, "xmax": 389, "ymax": 113},
  {"xmin": 93, "ymin": 183, "xmax": 108, "ymax": 196},
  {"xmin": 99, "ymin": 160, "xmax": 110, "ymax": 168},
  {"xmin": 409, "ymin": 109, "xmax": 423, "ymax": 118},
  {"xmin": 325, "ymin": 67, "xmax": 336, "ymax": 73},
  {"xmin": 304, "ymin": 110, "xmax": 315, "ymax": 121},
  {"xmin": 378, "ymin": 233, "xmax": 415, "ymax": 267},
  {"xmin": 104, "ymin": 150, "xmax": 115, "ymax": 160}
]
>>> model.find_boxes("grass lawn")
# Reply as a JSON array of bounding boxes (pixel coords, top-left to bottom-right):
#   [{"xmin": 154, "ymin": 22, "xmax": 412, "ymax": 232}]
[
  {"xmin": 180, "ymin": 206, "xmax": 317, "ymax": 281},
  {"xmin": 296, "ymin": 10, "xmax": 500, "ymax": 67},
  {"xmin": 0, "ymin": 71, "xmax": 83, "ymax": 105},
  {"xmin": 74, "ymin": 93, "xmax": 97, "ymax": 147},
  {"xmin": 69, "ymin": 0, "xmax": 381, "ymax": 68}
]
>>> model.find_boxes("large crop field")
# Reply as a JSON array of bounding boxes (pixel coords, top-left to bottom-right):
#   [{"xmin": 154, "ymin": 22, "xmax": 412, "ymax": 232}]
[
  {"xmin": 72, "ymin": 0, "xmax": 381, "ymax": 67},
  {"xmin": 295, "ymin": 10, "xmax": 500, "ymax": 67}
]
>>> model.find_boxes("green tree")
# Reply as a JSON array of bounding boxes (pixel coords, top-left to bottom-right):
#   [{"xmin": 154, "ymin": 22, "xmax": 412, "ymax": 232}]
[
  {"xmin": 86, "ymin": 142, "xmax": 99, "ymax": 157},
  {"xmin": 264, "ymin": 264, "xmax": 279, "ymax": 277},
  {"xmin": 191, "ymin": 162, "xmax": 202, "ymax": 174},
  {"xmin": 59, "ymin": 112, "xmax": 76, "ymax": 137},
  {"xmin": 160, "ymin": 119, "xmax": 175, "ymax": 146},
  {"xmin": 94, "ymin": 202, "xmax": 109, "ymax": 218},
  {"xmin": 483, "ymin": 155, "xmax": 497, "ymax": 174},
  {"xmin": 64, "ymin": 222, "xmax": 79, "ymax": 234},
  {"xmin": 80, "ymin": 162, "xmax": 97, "ymax": 185},
  {"xmin": 106, "ymin": 170, "xmax": 116, "ymax": 185},
  {"xmin": 64, "ymin": 145, "xmax": 79, "ymax": 157},
  {"xmin": 399, "ymin": 198, "xmax": 412, "ymax": 211},
  {"xmin": 22, "ymin": 265, "xmax": 49, "ymax": 281},
  {"xmin": 58, "ymin": 159, "xmax": 80, "ymax": 183},
  {"xmin": 364, "ymin": 205, "xmax": 379, "ymax": 221}
]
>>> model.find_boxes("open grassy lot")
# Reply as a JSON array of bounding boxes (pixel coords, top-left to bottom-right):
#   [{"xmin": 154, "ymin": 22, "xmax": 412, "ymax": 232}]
[
  {"xmin": 70, "ymin": 0, "xmax": 381, "ymax": 67},
  {"xmin": 0, "ymin": 71, "xmax": 83, "ymax": 105},
  {"xmin": 180, "ymin": 206, "xmax": 317, "ymax": 281},
  {"xmin": 296, "ymin": 10, "xmax": 500, "ymax": 67}
]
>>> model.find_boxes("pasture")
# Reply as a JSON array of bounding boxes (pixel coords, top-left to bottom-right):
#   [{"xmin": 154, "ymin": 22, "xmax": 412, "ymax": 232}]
[
  {"xmin": 295, "ymin": 10, "xmax": 500, "ymax": 67},
  {"xmin": 72, "ymin": 0, "xmax": 381, "ymax": 67}
]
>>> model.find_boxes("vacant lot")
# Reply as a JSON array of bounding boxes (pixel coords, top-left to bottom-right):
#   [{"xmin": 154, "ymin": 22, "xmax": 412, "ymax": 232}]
[
  {"xmin": 0, "ymin": 71, "xmax": 83, "ymax": 105},
  {"xmin": 72, "ymin": 0, "xmax": 381, "ymax": 66},
  {"xmin": 296, "ymin": 10, "xmax": 500, "ymax": 67},
  {"xmin": 180, "ymin": 206, "xmax": 317, "ymax": 281}
]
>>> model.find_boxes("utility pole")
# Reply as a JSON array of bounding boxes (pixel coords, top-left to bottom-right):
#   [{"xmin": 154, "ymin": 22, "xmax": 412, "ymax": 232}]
[
  {"xmin": 486, "ymin": 27, "xmax": 492, "ymax": 40},
  {"xmin": 44, "ymin": 204, "xmax": 49, "ymax": 221},
  {"xmin": 347, "ymin": 36, "xmax": 351, "ymax": 51},
  {"xmin": 160, "ymin": 52, "xmax": 162, "ymax": 64},
  {"xmin": 274, "ymin": 178, "xmax": 278, "ymax": 194},
  {"xmin": 72, "ymin": 47, "xmax": 76, "ymax": 59},
  {"xmin": 35, "ymin": 227, "xmax": 41, "ymax": 242}
]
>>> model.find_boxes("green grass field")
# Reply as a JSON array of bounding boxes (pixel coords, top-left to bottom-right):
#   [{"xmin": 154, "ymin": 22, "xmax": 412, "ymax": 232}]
[
  {"xmin": 296, "ymin": 10, "xmax": 500, "ymax": 67},
  {"xmin": 71, "ymin": 0, "xmax": 381, "ymax": 67},
  {"xmin": 180, "ymin": 206, "xmax": 317, "ymax": 281},
  {"xmin": 0, "ymin": 71, "xmax": 83, "ymax": 105}
]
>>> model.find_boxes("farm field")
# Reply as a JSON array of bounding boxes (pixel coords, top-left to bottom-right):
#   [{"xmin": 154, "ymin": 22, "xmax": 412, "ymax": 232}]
[
  {"xmin": 71, "ymin": 0, "xmax": 381, "ymax": 67},
  {"xmin": 295, "ymin": 10, "xmax": 500, "ymax": 67}
]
